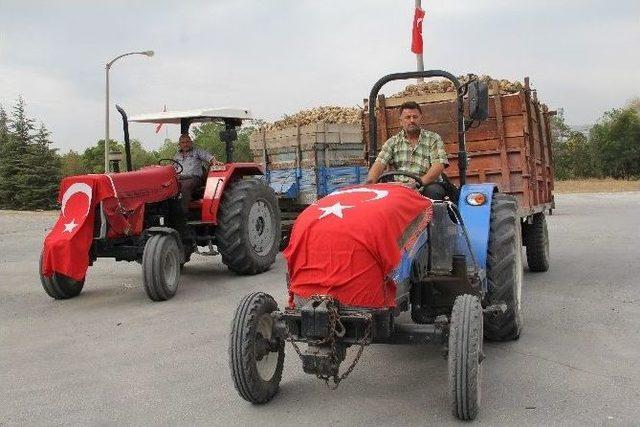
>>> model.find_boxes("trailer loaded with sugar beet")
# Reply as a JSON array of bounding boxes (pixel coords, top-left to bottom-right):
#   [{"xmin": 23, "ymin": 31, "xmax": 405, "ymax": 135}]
[
  {"xmin": 249, "ymin": 107, "xmax": 367, "ymax": 247},
  {"xmin": 228, "ymin": 70, "xmax": 553, "ymax": 420}
]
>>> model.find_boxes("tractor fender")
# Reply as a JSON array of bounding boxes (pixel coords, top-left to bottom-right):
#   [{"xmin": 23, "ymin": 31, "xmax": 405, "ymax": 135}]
[
  {"xmin": 146, "ymin": 226, "xmax": 185, "ymax": 262},
  {"xmin": 458, "ymin": 184, "xmax": 497, "ymax": 271},
  {"xmin": 201, "ymin": 163, "xmax": 264, "ymax": 224}
]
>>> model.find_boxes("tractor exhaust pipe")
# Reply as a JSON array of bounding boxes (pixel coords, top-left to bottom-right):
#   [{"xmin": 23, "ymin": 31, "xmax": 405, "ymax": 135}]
[{"xmin": 115, "ymin": 105, "xmax": 132, "ymax": 172}]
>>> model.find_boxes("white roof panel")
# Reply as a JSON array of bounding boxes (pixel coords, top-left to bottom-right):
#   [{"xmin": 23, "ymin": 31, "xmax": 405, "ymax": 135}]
[{"xmin": 130, "ymin": 108, "xmax": 253, "ymax": 124}]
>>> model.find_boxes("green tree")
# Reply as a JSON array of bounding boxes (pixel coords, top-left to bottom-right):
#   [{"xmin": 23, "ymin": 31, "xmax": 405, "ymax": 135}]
[
  {"xmin": 0, "ymin": 104, "xmax": 8, "ymax": 146},
  {"xmin": 11, "ymin": 96, "xmax": 35, "ymax": 143},
  {"xmin": 129, "ymin": 139, "xmax": 159, "ymax": 169},
  {"xmin": 589, "ymin": 108, "xmax": 640, "ymax": 179},
  {"xmin": 191, "ymin": 122, "xmax": 253, "ymax": 162},
  {"xmin": 550, "ymin": 109, "xmax": 576, "ymax": 179},
  {"xmin": 60, "ymin": 150, "xmax": 87, "ymax": 177},
  {"xmin": 82, "ymin": 139, "xmax": 122, "ymax": 173},
  {"xmin": 0, "ymin": 134, "xmax": 26, "ymax": 209},
  {"xmin": 17, "ymin": 124, "xmax": 61, "ymax": 209},
  {"xmin": 156, "ymin": 138, "xmax": 177, "ymax": 160}
]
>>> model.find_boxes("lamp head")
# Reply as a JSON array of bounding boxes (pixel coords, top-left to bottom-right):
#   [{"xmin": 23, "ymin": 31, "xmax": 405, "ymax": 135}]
[{"xmin": 142, "ymin": 50, "xmax": 154, "ymax": 57}]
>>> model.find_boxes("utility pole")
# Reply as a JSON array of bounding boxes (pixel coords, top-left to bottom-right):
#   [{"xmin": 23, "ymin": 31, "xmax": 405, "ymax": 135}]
[{"xmin": 415, "ymin": 0, "xmax": 424, "ymax": 82}]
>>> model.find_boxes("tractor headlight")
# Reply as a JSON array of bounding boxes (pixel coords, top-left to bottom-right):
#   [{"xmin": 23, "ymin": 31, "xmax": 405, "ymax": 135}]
[{"xmin": 466, "ymin": 192, "xmax": 487, "ymax": 206}]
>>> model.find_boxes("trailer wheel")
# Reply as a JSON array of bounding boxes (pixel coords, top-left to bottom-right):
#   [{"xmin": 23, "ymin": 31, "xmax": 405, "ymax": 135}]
[
  {"xmin": 448, "ymin": 294, "xmax": 483, "ymax": 421},
  {"xmin": 39, "ymin": 254, "xmax": 84, "ymax": 299},
  {"xmin": 216, "ymin": 179, "xmax": 281, "ymax": 275},
  {"xmin": 142, "ymin": 233, "xmax": 181, "ymax": 301},
  {"xmin": 523, "ymin": 212, "xmax": 549, "ymax": 272},
  {"xmin": 229, "ymin": 292, "xmax": 284, "ymax": 404},
  {"xmin": 484, "ymin": 193, "xmax": 523, "ymax": 341}
]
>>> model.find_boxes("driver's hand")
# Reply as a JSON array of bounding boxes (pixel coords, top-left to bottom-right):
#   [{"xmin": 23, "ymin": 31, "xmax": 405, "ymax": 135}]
[{"xmin": 210, "ymin": 158, "xmax": 224, "ymax": 166}]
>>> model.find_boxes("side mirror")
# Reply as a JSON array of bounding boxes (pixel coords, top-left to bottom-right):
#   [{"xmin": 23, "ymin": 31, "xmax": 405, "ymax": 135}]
[{"xmin": 468, "ymin": 80, "xmax": 488, "ymax": 121}]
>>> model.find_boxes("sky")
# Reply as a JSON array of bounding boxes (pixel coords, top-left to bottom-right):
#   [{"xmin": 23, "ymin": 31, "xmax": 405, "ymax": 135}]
[{"xmin": 1, "ymin": 0, "xmax": 639, "ymax": 153}]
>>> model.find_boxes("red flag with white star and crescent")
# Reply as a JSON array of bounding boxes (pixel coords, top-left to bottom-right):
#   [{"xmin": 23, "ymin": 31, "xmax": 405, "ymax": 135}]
[
  {"xmin": 41, "ymin": 177, "xmax": 114, "ymax": 281},
  {"xmin": 411, "ymin": 7, "xmax": 426, "ymax": 54},
  {"xmin": 283, "ymin": 183, "xmax": 432, "ymax": 308},
  {"xmin": 155, "ymin": 105, "xmax": 167, "ymax": 134}
]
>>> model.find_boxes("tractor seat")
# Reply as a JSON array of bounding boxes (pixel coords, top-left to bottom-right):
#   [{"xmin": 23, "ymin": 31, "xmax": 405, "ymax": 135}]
[{"xmin": 190, "ymin": 163, "xmax": 210, "ymax": 201}]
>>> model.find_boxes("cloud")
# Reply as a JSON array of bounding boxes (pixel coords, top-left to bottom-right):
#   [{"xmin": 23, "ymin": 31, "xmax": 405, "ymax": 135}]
[{"xmin": 1, "ymin": 0, "xmax": 638, "ymax": 152}]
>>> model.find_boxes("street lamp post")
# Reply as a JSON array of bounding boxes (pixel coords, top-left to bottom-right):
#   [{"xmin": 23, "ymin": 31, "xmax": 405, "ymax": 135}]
[{"xmin": 104, "ymin": 50, "xmax": 154, "ymax": 173}]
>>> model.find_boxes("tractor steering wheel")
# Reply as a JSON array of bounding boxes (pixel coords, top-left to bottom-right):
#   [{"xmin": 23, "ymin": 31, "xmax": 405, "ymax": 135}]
[
  {"xmin": 158, "ymin": 158, "xmax": 183, "ymax": 174},
  {"xmin": 377, "ymin": 171, "xmax": 424, "ymax": 189}
]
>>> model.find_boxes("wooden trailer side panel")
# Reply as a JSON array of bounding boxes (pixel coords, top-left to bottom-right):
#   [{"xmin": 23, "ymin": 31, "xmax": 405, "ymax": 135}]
[{"xmin": 363, "ymin": 83, "xmax": 555, "ymax": 216}]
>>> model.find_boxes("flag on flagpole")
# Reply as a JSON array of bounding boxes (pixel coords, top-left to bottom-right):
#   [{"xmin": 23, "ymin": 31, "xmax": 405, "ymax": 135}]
[
  {"xmin": 155, "ymin": 105, "xmax": 167, "ymax": 134},
  {"xmin": 411, "ymin": 7, "xmax": 426, "ymax": 54}
]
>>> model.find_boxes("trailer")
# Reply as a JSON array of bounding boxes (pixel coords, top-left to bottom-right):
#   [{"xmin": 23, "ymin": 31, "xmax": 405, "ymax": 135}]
[{"xmin": 249, "ymin": 122, "xmax": 367, "ymax": 245}]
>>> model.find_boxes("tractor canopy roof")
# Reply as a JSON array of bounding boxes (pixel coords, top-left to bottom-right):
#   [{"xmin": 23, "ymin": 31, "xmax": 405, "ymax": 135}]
[{"xmin": 129, "ymin": 108, "xmax": 253, "ymax": 124}]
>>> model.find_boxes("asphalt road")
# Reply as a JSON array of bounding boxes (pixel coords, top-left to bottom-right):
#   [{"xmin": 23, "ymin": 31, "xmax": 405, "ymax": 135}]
[{"xmin": 1, "ymin": 192, "xmax": 640, "ymax": 426}]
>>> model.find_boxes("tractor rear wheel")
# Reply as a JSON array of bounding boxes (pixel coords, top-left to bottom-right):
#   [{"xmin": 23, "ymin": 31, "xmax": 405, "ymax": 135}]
[
  {"xmin": 523, "ymin": 212, "xmax": 549, "ymax": 272},
  {"xmin": 142, "ymin": 233, "xmax": 181, "ymax": 301},
  {"xmin": 39, "ymin": 254, "xmax": 84, "ymax": 299},
  {"xmin": 229, "ymin": 292, "xmax": 284, "ymax": 404},
  {"xmin": 215, "ymin": 178, "xmax": 281, "ymax": 275},
  {"xmin": 484, "ymin": 193, "xmax": 523, "ymax": 341},
  {"xmin": 448, "ymin": 294, "xmax": 483, "ymax": 421}
]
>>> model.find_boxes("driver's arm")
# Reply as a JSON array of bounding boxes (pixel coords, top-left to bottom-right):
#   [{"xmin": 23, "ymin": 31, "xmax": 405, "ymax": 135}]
[
  {"xmin": 420, "ymin": 163, "xmax": 445, "ymax": 186},
  {"xmin": 365, "ymin": 138, "xmax": 394, "ymax": 184},
  {"xmin": 365, "ymin": 161, "xmax": 386, "ymax": 184},
  {"xmin": 420, "ymin": 133, "xmax": 448, "ymax": 185}
]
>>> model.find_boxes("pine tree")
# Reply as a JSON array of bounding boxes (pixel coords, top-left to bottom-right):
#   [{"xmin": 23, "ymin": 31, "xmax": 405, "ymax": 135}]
[
  {"xmin": 0, "ymin": 98, "xmax": 61, "ymax": 209},
  {"xmin": 0, "ymin": 104, "xmax": 8, "ymax": 146},
  {"xmin": 0, "ymin": 134, "xmax": 27, "ymax": 209},
  {"xmin": 11, "ymin": 96, "xmax": 35, "ymax": 144}
]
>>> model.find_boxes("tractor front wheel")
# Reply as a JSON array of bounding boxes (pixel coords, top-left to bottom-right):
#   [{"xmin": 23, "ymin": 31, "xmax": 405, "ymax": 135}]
[
  {"xmin": 229, "ymin": 292, "xmax": 285, "ymax": 404},
  {"xmin": 484, "ymin": 193, "xmax": 523, "ymax": 341},
  {"xmin": 215, "ymin": 179, "xmax": 281, "ymax": 275},
  {"xmin": 40, "ymin": 254, "xmax": 85, "ymax": 299},
  {"xmin": 448, "ymin": 294, "xmax": 483, "ymax": 421},
  {"xmin": 142, "ymin": 233, "xmax": 181, "ymax": 301}
]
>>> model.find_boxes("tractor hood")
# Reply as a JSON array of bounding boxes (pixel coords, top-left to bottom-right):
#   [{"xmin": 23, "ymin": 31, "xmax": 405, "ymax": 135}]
[{"xmin": 284, "ymin": 184, "xmax": 432, "ymax": 308}]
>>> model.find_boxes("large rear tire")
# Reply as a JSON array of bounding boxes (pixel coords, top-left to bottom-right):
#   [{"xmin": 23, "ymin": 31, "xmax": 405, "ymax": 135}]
[
  {"xmin": 142, "ymin": 233, "xmax": 181, "ymax": 301},
  {"xmin": 448, "ymin": 294, "xmax": 483, "ymax": 421},
  {"xmin": 229, "ymin": 292, "xmax": 284, "ymax": 404},
  {"xmin": 484, "ymin": 193, "xmax": 523, "ymax": 341},
  {"xmin": 39, "ymin": 254, "xmax": 85, "ymax": 299},
  {"xmin": 216, "ymin": 179, "xmax": 281, "ymax": 275},
  {"xmin": 523, "ymin": 212, "xmax": 549, "ymax": 272}
]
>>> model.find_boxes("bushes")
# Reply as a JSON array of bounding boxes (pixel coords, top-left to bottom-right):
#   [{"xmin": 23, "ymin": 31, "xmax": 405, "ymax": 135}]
[{"xmin": 552, "ymin": 107, "xmax": 640, "ymax": 180}]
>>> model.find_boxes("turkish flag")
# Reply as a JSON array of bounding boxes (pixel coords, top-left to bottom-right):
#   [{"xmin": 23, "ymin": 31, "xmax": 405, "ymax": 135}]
[
  {"xmin": 155, "ymin": 105, "xmax": 167, "ymax": 134},
  {"xmin": 411, "ymin": 7, "xmax": 426, "ymax": 54},
  {"xmin": 41, "ymin": 176, "xmax": 114, "ymax": 281},
  {"xmin": 284, "ymin": 184, "xmax": 432, "ymax": 308}
]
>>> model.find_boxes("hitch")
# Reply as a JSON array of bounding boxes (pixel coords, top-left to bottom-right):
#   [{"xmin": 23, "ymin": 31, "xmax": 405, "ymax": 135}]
[{"xmin": 483, "ymin": 302, "xmax": 507, "ymax": 316}]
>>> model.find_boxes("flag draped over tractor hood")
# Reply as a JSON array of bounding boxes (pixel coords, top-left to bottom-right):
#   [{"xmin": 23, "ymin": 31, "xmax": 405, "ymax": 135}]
[
  {"xmin": 41, "ymin": 166, "xmax": 179, "ymax": 281},
  {"xmin": 284, "ymin": 184, "xmax": 432, "ymax": 308}
]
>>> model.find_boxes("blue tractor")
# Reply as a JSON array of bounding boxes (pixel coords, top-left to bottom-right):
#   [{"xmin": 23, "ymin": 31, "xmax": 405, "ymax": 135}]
[{"xmin": 227, "ymin": 71, "xmax": 524, "ymax": 420}]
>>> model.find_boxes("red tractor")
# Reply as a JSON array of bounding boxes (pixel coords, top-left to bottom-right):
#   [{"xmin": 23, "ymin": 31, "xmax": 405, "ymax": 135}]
[{"xmin": 40, "ymin": 107, "xmax": 281, "ymax": 301}]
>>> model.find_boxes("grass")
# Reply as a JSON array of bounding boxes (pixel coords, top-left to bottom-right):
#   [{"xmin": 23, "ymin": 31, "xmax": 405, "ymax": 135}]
[{"xmin": 554, "ymin": 179, "xmax": 640, "ymax": 194}]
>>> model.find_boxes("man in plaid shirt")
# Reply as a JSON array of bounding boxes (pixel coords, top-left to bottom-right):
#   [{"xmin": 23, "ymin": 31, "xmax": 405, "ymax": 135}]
[{"xmin": 366, "ymin": 101, "xmax": 449, "ymax": 199}]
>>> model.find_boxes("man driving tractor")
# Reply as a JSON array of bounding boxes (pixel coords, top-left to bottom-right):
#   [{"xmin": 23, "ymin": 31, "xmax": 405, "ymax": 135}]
[
  {"xmin": 174, "ymin": 133, "xmax": 219, "ymax": 212},
  {"xmin": 366, "ymin": 101, "xmax": 449, "ymax": 199}
]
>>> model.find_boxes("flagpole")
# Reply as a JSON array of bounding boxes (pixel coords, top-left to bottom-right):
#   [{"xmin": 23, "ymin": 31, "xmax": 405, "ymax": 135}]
[{"xmin": 415, "ymin": 0, "xmax": 424, "ymax": 82}]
